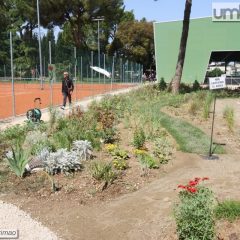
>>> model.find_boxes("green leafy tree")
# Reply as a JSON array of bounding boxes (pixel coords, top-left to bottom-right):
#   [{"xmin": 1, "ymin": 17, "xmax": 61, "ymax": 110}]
[
  {"xmin": 39, "ymin": 0, "xmax": 124, "ymax": 50},
  {"xmin": 108, "ymin": 20, "xmax": 154, "ymax": 68}
]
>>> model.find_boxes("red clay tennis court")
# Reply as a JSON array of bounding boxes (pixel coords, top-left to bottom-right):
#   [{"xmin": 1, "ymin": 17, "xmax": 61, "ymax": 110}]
[{"xmin": 0, "ymin": 82, "xmax": 137, "ymax": 119}]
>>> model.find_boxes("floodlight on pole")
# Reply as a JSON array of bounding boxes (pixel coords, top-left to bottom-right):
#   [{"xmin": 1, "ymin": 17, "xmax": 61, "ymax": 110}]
[
  {"xmin": 92, "ymin": 17, "xmax": 104, "ymax": 83},
  {"xmin": 37, "ymin": 0, "xmax": 43, "ymax": 90}
]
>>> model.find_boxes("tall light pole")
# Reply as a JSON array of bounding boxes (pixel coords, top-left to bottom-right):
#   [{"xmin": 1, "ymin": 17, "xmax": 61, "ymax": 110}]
[
  {"xmin": 92, "ymin": 17, "xmax": 104, "ymax": 82},
  {"xmin": 37, "ymin": 0, "xmax": 43, "ymax": 90}
]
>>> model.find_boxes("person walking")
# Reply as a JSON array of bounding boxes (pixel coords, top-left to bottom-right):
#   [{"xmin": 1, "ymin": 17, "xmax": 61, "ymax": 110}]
[{"xmin": 61, "ymin": 72, "xmax": 74, "ymax": 110}]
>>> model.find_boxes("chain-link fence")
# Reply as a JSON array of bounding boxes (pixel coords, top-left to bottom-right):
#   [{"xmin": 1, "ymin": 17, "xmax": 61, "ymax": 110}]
[{"xmin": 0, "ymin": 51, "xmax": 143, "ymax": 120}]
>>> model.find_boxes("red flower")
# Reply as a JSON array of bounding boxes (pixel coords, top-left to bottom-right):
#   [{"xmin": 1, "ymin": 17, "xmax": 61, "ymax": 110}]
[
  {"xmin": 194, "ymin": 177, "xmax": 201, "ymax": 182},
  {"xmin": 187, "ymin": 187, "xmax": 197, "ymax": 193},
  {"xmin": 202, "ymin": 177, "xmax": 209, "ymax": 181},
  {"xmin": 178, "ymin": 185, "xmax": 186, "ymax": 189},
  {"xmin": 188, "ymin": 180, "xmax": 198, "ymax": 186}
]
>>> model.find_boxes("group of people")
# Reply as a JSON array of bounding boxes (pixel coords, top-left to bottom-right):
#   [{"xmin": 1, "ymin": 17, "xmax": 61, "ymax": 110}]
[{"xmin": 142, "ymin": 71, "xmax": 156, "ymax": 82}]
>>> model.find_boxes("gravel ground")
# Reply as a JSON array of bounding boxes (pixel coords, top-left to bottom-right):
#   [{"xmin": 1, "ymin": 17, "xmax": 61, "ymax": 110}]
[{"xmin": 0, "ymin": 201, "xmax": 60, "ymax": 240}]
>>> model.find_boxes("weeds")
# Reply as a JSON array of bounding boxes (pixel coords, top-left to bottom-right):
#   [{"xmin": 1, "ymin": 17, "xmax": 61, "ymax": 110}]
[
  {"xmin": 138, "ymin": 153, "xmax": 159, "ymax": 169},
  {"xmin": 203, "ymin": 92, "xmax": 214, "ymax": 119},
  {"xmin": 133, "ymin": 127, "xmax": 146, "ymax": 149},
  {"xmin": 153, "ymin": 137, "xmax": 173, "ymax": 164},
  {"xmin": 89, "ymin": 161, "xmax": 117, "ymax": 185},
  {"xmin": 157, "ymin": 78, "xmax": 167, "ymax": 91},
  {"xmin": 223, "ymin": 106, "xmax": 234, "ymax": 132},
  {"xmin": 188, "ymin": 100, "xmax": 200, "ymax": 115},
  {"xmin": 215, "ymin": 200, "xmax": 240, "ymax": 221}
]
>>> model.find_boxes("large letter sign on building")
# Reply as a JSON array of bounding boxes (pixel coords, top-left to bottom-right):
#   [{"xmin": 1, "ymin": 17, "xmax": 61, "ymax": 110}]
[{"xmin": 209, "ymin": 75, "xmax": 226, "ymax": 90}]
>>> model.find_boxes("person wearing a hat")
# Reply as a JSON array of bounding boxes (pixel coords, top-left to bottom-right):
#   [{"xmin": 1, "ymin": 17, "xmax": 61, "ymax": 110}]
[{"xmin": 61, "ymin": 71, "xmax": 74, "ymax": 109}]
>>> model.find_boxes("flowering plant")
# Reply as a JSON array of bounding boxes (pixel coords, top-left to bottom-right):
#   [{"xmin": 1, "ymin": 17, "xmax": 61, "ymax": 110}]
[
  {"xmin": 174, "ymin": 177, "xmax": 216, "ymax": 240},
  {"xmin": 133, "ymin": 149, "xmax": 147, "ymax": 156},
  {"xmin": 177, "ymin": 177, "xmax": 209, "ymax": 194},
  {"xmin": 105, "ymin": 144, "xmax": 117, "ymax": 153}
]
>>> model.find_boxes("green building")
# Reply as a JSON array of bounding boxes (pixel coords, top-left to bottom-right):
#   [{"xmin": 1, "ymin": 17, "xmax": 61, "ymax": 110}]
[{"xmin": 153, "ymin": 16, "xmax": 240, "ymax": 84}]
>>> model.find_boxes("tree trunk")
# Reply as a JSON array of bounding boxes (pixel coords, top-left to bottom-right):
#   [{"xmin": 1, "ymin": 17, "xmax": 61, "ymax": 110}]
[{"xmin": 171, "ymin": 0, "xmax": 192, "ymax": 94}]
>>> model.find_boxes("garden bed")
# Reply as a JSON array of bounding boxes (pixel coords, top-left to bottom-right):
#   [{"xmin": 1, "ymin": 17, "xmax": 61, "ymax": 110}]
[{"xmin": 1, "ymin": 85, "xmax": 240, "ymax": 239}]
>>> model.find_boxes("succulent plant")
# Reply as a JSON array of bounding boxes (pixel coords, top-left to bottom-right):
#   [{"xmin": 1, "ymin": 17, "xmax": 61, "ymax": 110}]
[
  {"xmin": 43, "ymin": 148, "xmax": 82, "ymax": 175},
  {"xmin": 71, "ymin": 140, "xmax": 93, "ymax": 161}
]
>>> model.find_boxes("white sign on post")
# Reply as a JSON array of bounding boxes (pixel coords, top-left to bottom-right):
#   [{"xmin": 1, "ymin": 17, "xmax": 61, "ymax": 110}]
[{"xmin": 209, "ymin": 75, "xmax": 226, "ymax": 90}]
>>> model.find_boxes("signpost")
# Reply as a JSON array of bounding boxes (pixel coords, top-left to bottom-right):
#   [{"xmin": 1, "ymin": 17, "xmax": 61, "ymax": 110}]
[
  {"xmin": 206, "ymin": 75, "xmax": 226, "ymax": 159},
  {"xmin": 209, "ymin": 75, "xmax": 226, "ymax": 90}
]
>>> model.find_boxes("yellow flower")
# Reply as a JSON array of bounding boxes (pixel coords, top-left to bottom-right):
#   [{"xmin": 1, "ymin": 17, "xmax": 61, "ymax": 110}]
[
  {"xmin": 105, "ymin": 144, "xmax": 117, "ymax": 152},
  {"xmin": 133, "ymin": 149, "xmax": 147, "ymax": 156}
]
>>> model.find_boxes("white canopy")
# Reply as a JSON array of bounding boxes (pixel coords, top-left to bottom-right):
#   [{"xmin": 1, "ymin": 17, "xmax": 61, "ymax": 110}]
[{"xmin": 90, "ymin": 66, "xmax": 111, "ymax": 78}]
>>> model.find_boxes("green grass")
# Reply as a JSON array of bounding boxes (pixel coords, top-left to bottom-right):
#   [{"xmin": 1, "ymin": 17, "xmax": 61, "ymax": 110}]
[
  {"xmin": 124, "ymin": 88, "xmax": 225, "ymax": 155},
  {"xmin": 215, "ymin": 200, "xmax": 240, "ymax": 221},
  {"xmin": 159, "ymin": 111, "xmax": 225, "ymax": 154},
  {"xmin": 223, "ymin": 106, "xmax": 234, "ymax": 132}
]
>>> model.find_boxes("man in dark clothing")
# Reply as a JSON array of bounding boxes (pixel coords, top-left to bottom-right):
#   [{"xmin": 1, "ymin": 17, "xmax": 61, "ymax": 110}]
[{"xmin": 61, "ymin": 72, "xmax": 74, "ymax": 109}]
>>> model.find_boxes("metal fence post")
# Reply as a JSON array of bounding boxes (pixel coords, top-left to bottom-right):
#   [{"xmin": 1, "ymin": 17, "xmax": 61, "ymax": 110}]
[
  {"xmin": 80, "ymin": 56, "xmax": 82, "ymax": 100},
  {"xmin": 74, "ymin": 47, "xmax": 77, "ymax": 103},
  {"xmin": 111, "ymin": 55, "xmax": 115, "ymax": 92},
  {"xmin": 10, "ymin": 32, "xmax": 16, "ymax": 117},
  {"xmin": 91, "ymin": 51, "xmax": 93, "ymax": 97}
]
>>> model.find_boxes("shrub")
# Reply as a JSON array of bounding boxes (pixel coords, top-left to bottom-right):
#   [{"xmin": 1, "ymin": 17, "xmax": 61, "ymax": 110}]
[
  {"xmin": 89, "ymin": 161, "xmax": 116, "ymax": 185},
  {"xmin": 43, "ymin": 148, "xmax": 82, "ymax": 175},
  {"xmin": 215, "ymin": 200, "xmax": 240, "ymax": 221},
  {"xmin": 111, "ymin": 149, "xmax": 129, "ymax": 160},
  {"xmin": 68, "ymin": 106, "xmax": 84, "ymax": 120},
  {"xmin": 23, "ymin": 130, "xmax": 52, "ymax": 155},
  {"xmin": 112, "ymin": 159, "xmax": 128, "ymax": 170},
  {"xmin": 100, "ymin": 127, "xmax": 117, "ymax": 144},
  {"xmin": 153, "ymin": 138, "xmax": 172, "ymax": 164},
  {"xmin": 223, "ymin": 106, "xmax": 234, "ymax": 132},
  {"xmin": 179, "ymin": 83, "xmax": 192, "ymax": 94},
  {"xmin": 5, "ymin": 143, "xmax": 29, "ymax": 177},
  {"xmin": 174, "ymin": 177, "xmax": 216, "ymax": 240},
  {"xmin": 105, "ymin": 146, "xmax": 129, "ymax": 170},
  {"xmin": 48, "ymin": 107, "xmax": 59, "ymax": 132},
  {"xmin": 105, "ymin": 144, "xmax": 118, "ymax": 153},
  {"xmin": 192, "ymin": 80, "xmax": 201, "ymax": 91},
  {"xmin": 158, "ymin": 78, "xmax": 167, "ymax": 91},
  {"xmin": 71, "ymin": 140, "xmax": 93, "ymax": 161},
  {"xmin": 133, "ymin": 149, "xmax": 147, "ymax": 156},
  {"xmin": 188, "ymin": 100, "xmax": 200, "ymax": 115},
  {"xmin": 138, "ymin": 153, "xmax": 159, "ymax": 169},
  {"xmin": 133, "ymin": 127, "xmax": 146, "ymax": 149},
  {"xmin": 3, "ymin": 125, "xmax": 27, "ymax": 143},
  {"xmin": 206, "ymin": 68, "xmax": 224, "ymax": 77}
]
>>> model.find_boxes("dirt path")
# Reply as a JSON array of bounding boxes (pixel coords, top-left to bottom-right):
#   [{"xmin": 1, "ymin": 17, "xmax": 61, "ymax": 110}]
[{"xmin": 2, "ymin": 151, "xmax": 240, "ymax": 240}]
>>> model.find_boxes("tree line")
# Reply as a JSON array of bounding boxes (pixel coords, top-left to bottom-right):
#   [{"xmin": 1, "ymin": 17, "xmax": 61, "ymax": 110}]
[{"xmin": 0, "ymin": 0, "xmax": 154, "ymax": 77}]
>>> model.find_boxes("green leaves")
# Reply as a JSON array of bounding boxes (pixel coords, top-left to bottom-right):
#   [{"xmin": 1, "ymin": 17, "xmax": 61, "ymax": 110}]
[
  {"xmin": 174, "ymin": 185, "xmax": 216, "ymax": 240},
  {"xmin": 6, "ymin": 143, "xmax": 29, "ymax": 178}
]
